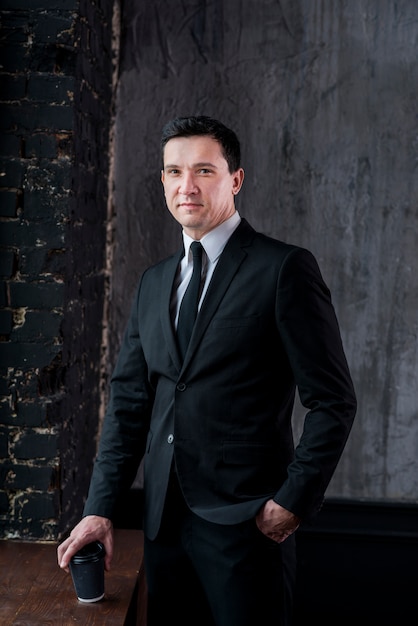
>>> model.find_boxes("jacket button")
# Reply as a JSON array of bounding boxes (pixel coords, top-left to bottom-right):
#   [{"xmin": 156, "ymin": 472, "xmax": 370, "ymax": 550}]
[
  {"xmin": 167, "ymin": 434, "xmax": 174, "ymax": 444},
  {"xmin": 177, "ymin": 382, "xmax": 186, "ymax": 391}
]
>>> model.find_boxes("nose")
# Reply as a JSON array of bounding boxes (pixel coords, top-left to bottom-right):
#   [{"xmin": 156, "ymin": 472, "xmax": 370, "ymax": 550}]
[{"xmin": 178, "ymin": 172, "xmax": 198, "ymax": 195}]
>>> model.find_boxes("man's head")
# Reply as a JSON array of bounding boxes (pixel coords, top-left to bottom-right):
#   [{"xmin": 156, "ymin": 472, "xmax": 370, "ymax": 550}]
[
  {"xmin": 160, "ymin": 116, "xmax": 244, "ymax": 240},
  {"xmin": 161, "ymin": 116, "xmax": 241, "ymax": 174}
]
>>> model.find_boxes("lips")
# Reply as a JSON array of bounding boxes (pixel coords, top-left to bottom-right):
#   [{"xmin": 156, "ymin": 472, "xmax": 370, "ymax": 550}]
[{"xmin": 179, "ymin": 202, "xmax": 202, "ymax": 208}]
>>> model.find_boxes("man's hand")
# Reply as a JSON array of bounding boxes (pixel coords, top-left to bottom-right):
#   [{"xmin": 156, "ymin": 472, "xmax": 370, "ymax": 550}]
[
  {"xmin": 57, "ymin": 515, "xmax": 114, "ymax": 573},
  {"xmin": 256, "ymin": 499, "xmax": 301, "ymax": 543}
]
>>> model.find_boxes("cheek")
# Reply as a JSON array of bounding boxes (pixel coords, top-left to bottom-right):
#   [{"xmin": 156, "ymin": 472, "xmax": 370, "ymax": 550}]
[{"xmin": 163, "ymin": 185, "xmax": 174, "ymax": 202}]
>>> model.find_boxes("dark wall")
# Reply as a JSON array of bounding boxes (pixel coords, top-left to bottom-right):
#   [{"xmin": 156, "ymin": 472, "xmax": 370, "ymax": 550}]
[
  {"xmin": 109, "ymin": 0, "xmax": 418, "ymax": 502},
  {"xmin": 58, "ymin": 0, "xmax": 116, "ymax": 538},
  {"xmin": 1, "ymin": 0, "xmax": 417, "ymax": 548},
  {"xmin": 294, "ymin": 498, "xmax": 418, "ymax": 625},
  {"xmin": 0, "ymin": 0, "xmax": 115, "ymax": 540}
]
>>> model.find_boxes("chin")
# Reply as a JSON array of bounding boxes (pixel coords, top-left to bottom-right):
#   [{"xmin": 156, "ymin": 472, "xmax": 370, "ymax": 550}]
[{"xmin": 182, "ymin": 217, "xmax": 202, "ymax": 228}]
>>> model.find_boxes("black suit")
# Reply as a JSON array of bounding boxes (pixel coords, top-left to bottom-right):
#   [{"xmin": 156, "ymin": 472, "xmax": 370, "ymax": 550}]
[{"xmin": 83, "ymin": 218, "xmax": 356, "ymax": 624}]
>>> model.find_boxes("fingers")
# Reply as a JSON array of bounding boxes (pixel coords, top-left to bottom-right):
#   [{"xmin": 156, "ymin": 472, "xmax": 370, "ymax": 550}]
[
  {"xmin": 261, "ymin": 527, "xmax": 295, "ymax": 544},
  {"xmin": 57, "ymin": 535, "xmax": 75, "ymax": 572},
  {"xmin": 256, "ymin": 515, "xmax": 298, "ymax": 543},
  {"xmin": 102, "ymin": 534, "xmax": 114, "ymax": 572},
  {"xmin": 57, "ymin": 516, "xmax": 114, "ymax": 572},
  {"xmin": 255, "ymin": 499, "xmax": 300, "ymax": 543}
]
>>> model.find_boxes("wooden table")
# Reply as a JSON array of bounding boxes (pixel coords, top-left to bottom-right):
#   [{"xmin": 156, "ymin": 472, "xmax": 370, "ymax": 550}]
[{"xmin": 0, "ymin": 528, "xmax": 147, "ymax": 625}]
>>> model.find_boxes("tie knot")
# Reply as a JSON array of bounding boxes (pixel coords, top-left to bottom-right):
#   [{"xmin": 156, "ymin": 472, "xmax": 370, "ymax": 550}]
[{"xmin": 190, "ymin": 241, "xmax": 202, "ymax": 260}]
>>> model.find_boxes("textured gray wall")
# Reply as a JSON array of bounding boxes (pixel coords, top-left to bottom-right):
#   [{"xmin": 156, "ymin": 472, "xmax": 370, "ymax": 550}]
[{"xmin": 106, "ymin": 0, "xmax": 418, "ymax": 503}]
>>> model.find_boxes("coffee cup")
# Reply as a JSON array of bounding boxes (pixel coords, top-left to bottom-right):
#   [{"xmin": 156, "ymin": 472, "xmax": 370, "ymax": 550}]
[{"xmin": 69, "ymin": 541, "xmax": 105, "ymax": 603}]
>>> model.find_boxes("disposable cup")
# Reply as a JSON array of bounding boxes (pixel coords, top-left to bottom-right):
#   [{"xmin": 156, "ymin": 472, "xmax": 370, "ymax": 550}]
[{"xmin": 69, "ymin": 541, "xmax": 105, "ymax": 603}]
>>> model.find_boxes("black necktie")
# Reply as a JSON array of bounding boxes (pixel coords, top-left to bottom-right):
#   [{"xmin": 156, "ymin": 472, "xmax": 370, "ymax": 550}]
[{"xmin": 177, "ymin": 241, "xmax": 203, "ymax": 360}]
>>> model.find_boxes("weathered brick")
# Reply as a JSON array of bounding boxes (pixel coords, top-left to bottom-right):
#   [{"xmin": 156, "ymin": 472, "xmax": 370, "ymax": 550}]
[
  {"xmin": 9, "ymin": 281, "xmax": 65, "ymax": 308},
  {"xmin": 14, "ymin": 491, "xmax": 57, "ymax": 520},
  {"xmin": 0, "ymin": 221, "xmax": 65, "ymax": 249},
  {"xmin": 0, "ymin": 134, "xmax": 21, "ymax": 157},
  {"xmin": 24, "ymin": 160, "xmax": 72, "ymax": 191},
  {"xmin": 25, "ymin": 134, "xmax": 57, "ymax": 159},
  {"xmin": 0, "ymin": 190, "xmax": 19, "ymax": 217},
  {"xmin": 20, "ymin": 248, "xmax": 66, "ymax": 277},
  {"xmin": 0, "ymin": 0, "xmax": 114, "ymax": 541},
  {"xmin": 0, "ymin": 465, "xmax": 11, "ymax": 490},
  {"xmin": 20, "ymin": 402, "xmax": 48, "ymax": 426},
  {"xmin": 27, "ymin": 75, "xmax": 75, "ymax": 104},
  {"xmin": 0, "ymin": 429, "xmax": 8, "ymax": 458},
  {"xmin": 0, "ymin": 75, "xmax": 26, "ymax": 101},
  {"xmin": 41, "ymin": 248, "xmax": 68, "ymax": 278},
  {"xmin": 1, "ymin": 1, "xmax": 77, "ymax": 9},
  {"xmin": 12, "ymin": 430, "xmax": 58, "ymax": 460},
  {"xmin": 23, "ymin": 188, "xmax": 69, "ymax": 217},
  {"xmin": 0, "ymin": 401, "xmax": 14, "ymax": 424},
  {"xmin": 0, "ymin": 282, "xmax": 8, "ymax": 307},
  {"xmin": 1, "ymin": 102, "xmax": 74, "ymax": 133},
  {"xmin": 0, "ymin": 310, "xmax": 13, "ymax": 335},
  {"xmin": 0, "ymin": 249, "xmax": 15, "ymax": 277},
  {"xmin": 0, "ymin": 14, "xmax": 29, "ymax": 44},
  {"xmin": 0, "ymin": 157, "xmax": 25, "ymax": 187},
  {"xmin": 0, "ymin": 376, "xmax": 9, "ymax": 395},
  {"xmin": 56, "ymin": 132, "xmax": 73, "ymax": 158},
  {"xmin": 34, "ymin": 15, "xmax": 74, "ymax": 45},
  {"xmin": 0, "ymin": 342, "xmax": 61, "ymax": 369},
  {"xmin": 0, "ymin": 491, "xmax": 9, "ymax": 514},
  {"xmin": 55, "ymin": 44, "xmax": 78, "ymax": 74},
  {"xmin": 4, "ymin": 368, "xmax": 39, "ymax": 402},
  {"xmin": 5, "ymin": 465, "xmax": 57, "ymax": 490},
  {"xmin": 0, "ymin": 44, "xmax": 29, "ymax": 73},
  {"xmin": 12, "ymin": 310, "xmax": 62, "ymax": 341},
  {"xmin": 0, "ymin": 401, "xmax": 13, "ymax": 424},
  {"xmin": 38, "ymin": 354, "xmax": 64, "ymax": 397}
]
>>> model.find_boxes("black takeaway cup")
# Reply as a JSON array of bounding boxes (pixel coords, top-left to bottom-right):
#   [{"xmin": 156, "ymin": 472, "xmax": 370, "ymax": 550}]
[{"xmin": 69, "ymin": 541, "xmax": 106, "ymax": 603}]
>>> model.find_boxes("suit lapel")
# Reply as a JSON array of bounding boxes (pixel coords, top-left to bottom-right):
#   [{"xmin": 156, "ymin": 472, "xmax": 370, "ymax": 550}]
[
  {"xmin": 160, "ymin": 248, "xmax": 184, "ymax": 370},
  {"xmin": 161, "ymin": 220, "xmax": 256, "ymax": 371},
  {"xmin": 182, "ymin": 219, "xmax": 255, "ymax": 367}
]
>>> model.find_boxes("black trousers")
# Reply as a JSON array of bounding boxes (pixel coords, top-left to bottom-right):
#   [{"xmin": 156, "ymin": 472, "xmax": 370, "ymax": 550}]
[{"xmin": 144, "ymin": 472, "xmax": 297, "ymax": 626}]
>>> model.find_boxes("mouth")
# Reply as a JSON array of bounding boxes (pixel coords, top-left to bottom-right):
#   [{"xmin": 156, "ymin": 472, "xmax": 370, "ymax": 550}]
[{"xmin": 178, "ymin": 202, "xmax": 203, "ymax": 209}]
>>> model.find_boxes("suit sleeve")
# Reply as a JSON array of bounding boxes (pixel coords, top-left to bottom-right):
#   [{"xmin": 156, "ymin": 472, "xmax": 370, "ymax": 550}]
[
  {"xmin": 273, "ymin": 247, "xmax": 357, "ymax": 518},
  {"xmin": 83, "ymin": 281, "xmax": 154, "ymax": 520}
]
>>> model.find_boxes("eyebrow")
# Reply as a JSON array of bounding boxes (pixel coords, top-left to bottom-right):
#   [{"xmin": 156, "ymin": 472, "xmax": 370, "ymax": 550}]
[{"xmin": 163, "ymin": 161, "xmax": 218, "ymax": 170}]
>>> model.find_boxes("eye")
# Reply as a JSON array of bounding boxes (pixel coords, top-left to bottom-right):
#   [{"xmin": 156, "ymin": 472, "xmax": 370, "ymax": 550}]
[{"xmin": 198, "ymin": 168, "xmax": 212, "ymax": 174}]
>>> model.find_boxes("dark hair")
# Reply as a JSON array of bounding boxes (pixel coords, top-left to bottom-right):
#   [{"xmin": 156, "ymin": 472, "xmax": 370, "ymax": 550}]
[{"xmin": 161, "ymin": 115, "xmax": 241, "ymax": 173}]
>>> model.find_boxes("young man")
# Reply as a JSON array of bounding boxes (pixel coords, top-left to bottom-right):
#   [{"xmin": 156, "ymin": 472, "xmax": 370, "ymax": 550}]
[{"xmin": 58, "ymin": 116, "xmax": 356, "ymax": 625}]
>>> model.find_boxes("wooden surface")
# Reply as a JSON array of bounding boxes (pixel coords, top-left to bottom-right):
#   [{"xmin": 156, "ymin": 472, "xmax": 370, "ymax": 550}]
[{"xmin": 0, "ymin": 528, "xmax": 146, "ymax": 626}]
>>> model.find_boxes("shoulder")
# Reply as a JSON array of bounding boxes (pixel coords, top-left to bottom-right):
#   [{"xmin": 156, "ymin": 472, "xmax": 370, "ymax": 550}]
[
  {"xmin": 141, "ymin": 248, "xmax": 182, "ymax": 279},
  {"xmin": 131, "ymin": 248, "xmax": 182, "ymax": 305},
  {"xmin": 237, "ymin": 218, "xmax": 317, "ymax": 266}
]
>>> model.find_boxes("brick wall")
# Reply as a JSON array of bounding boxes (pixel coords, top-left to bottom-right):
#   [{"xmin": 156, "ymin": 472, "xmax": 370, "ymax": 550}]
[{"xmin": 0, "ymin": 0, "xmax": 117, "ymax": 540}]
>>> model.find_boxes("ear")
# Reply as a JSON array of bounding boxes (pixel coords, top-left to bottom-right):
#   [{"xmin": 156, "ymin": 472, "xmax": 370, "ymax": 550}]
[
  {"xmin": 232, "ymin": 168, "xmax": 244, "ymax": 195},
  {"xmin": 161, "ymin": 170, "xmax": 165, "ymax": 184}
]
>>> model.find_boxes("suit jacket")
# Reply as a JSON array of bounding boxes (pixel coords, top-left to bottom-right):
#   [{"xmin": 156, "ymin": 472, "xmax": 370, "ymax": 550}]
[{"xmin": 83, "ymin": 218, "xmax": 357, "ymax": 540}]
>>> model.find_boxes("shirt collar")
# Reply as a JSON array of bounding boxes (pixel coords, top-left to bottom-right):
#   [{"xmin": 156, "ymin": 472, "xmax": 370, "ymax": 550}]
[{"xmin": 182, "ymin": 211, "xmax": 241, "ymax": 263}]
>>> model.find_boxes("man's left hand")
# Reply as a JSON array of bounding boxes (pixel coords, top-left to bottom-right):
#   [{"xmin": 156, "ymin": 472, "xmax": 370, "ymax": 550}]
[{"xmin": 256, "ymin": 499, "xmax": 301, "ymax": 543}]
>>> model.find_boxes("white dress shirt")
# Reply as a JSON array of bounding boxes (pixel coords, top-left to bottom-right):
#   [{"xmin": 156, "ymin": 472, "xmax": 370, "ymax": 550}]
[{"xmin": 172, "ymin": 211, "xmax": 241, "ymax": 328}]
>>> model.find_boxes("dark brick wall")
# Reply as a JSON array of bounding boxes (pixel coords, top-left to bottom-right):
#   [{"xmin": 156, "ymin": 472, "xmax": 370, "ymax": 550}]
[
  {"xmin": 58, "ymin": 0, "xmax": 117, "ymax": 539},
  {"xmin": 0, "ymin": 0, "xmax": 116, "ymax": 540}
]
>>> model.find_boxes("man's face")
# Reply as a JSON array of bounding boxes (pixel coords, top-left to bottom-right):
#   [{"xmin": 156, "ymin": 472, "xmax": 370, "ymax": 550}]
[{"xmin": 161, "ymin": 135, "xmax": 244, "ymax": 239}]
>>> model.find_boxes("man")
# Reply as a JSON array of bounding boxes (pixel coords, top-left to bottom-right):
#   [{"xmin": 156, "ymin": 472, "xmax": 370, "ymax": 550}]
[{"xmin": 58, "ymin": 116, "xmax": 357, "ymax": 625}]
